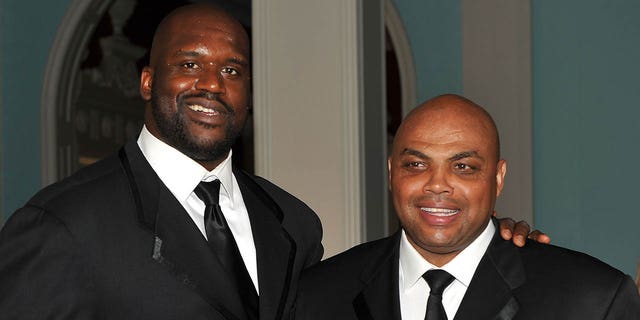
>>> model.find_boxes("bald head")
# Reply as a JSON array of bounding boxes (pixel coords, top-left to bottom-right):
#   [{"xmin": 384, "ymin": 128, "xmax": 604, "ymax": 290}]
[
  {"xmin": 388, "ymin": 94, "xmax": 507, "ymax": 266},
  {"xmin": 394, "ymin": 94, "xmax": 501, "ymax": 160},
  {"xmin": 149, "ymin": 3, "xmax": 250, "ymax": 67},
  {"xmin": 139, "ymin": 3, "xmax": 252, "ymax": 171}
]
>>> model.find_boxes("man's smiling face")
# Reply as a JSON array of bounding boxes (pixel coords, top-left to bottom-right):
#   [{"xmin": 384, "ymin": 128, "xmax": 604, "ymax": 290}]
[
  {"xmin": 388, "ymin": 95, "xmax": 506, "ymax": 266},
  {"xmin": 140, "ymin": 5, "xmax": 251, "ymax": 169}
]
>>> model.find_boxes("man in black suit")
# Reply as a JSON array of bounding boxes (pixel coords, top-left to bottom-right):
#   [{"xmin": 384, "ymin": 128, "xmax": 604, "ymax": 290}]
[
  {"xmin": 0, "ymin": 4, "xmax": 321, "ymax": 320},
  {"xmin": 295, "ymin": 94, "xmax": 640, "ymax": 319},
  {"xmin": 0, "ymin": 4, "xmax": 543, "ymax": 320}
]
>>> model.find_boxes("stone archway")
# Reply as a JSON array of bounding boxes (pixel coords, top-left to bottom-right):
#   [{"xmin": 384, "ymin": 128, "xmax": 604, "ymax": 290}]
[
  {"xmin": 40, "ymin": 0, "xmax": 250, "ymax": 185},
  {"xmin": 41, "ymin": 0, "xmax": 145, "ymax": 185}
]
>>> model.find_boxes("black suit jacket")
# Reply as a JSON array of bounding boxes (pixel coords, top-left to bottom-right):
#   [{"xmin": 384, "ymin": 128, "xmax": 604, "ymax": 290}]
[
  {"xmin": 0, "ymin": 141, "xmax": 323, "ymax": 320},
  {"xmin": 295, "ymin": 219, "xmax": 640, "ymax": 319}
]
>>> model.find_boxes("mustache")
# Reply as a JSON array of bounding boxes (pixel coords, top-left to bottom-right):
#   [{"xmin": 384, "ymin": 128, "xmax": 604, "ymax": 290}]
[
  {"xmin": 177, "ymin": 91, "xmax": 235, "ymax": 115},
  {"xmin": 413, "ymin": 195, "xmax": 460, "ymax": 207}
]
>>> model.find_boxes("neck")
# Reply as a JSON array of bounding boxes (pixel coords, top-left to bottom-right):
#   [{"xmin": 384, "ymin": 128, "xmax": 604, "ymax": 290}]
[{"xmin": 197, "ymin": 157, "xmax": 227, "ymax": 171}]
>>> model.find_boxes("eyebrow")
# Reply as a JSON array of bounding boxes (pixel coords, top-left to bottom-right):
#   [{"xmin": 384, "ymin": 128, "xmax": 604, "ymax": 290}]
[
  {"xmin": 400, "ymin": 148, "xmax": 482, "ymax": 161},
  {"xmin": 174, "ymin": 51, "xmax": 249, "ymax": 67},
  {"xmin": 174, "ymin": 50, "xmax": 201, "ymax": 58},
  {"xmin": 401, "ymin": 148, "xmax": 428, "ymax": 159},
  {"xmin": 449, "ymin": 151, "xmax": 481, "ymax": 161},
  {"xmin": 226, "ymin": 57, "xmax": 250, "ymax": 68}
]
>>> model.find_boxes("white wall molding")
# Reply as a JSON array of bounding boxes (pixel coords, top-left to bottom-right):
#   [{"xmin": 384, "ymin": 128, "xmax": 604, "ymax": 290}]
[
  {"xmin": 252, "ymin": 0, "xmax": 363, "ymax": 257},
  {"xmin": 340, "ymin": 0, "xmax": 362, "ymax": 248},
  {"xmin": 40, "ymin": 0, "xmax": 111, "ymax": 185},
  {"xmin": 384, "ymin": 0, "xmax": 417, "ymax": 116},
  {"xmin": 251, "ymin": 0, "xmax": 273, "ymax": 179}
]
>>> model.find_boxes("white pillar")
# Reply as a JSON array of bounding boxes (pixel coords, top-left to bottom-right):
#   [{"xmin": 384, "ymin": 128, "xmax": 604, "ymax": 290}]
[{"xmin": 252, "ymin": 0, "xmax": 363, "ymax": 257}]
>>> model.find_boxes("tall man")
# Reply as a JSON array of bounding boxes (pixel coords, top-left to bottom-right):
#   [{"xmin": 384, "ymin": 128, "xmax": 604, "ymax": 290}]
[
  {"xmin": 0, "ymin": 4, "xmax": 321, "ymax": 320},
  {"xmin": 0, "ymin": 4, "xmax": 542, "ymax": 320},
  {"xmin": 295, "ymin": 94, "xmax": 640, "ymax": 319}
]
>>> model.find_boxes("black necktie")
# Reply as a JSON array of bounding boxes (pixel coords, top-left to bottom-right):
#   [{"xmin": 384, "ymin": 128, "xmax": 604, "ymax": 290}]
[
  {"xmin": 194, "ymin": 180, "xmax": 258, "ymax": 318},
  {"xmin": 423, "ymin": 269, "xmax": 454, "ymax": 320}
]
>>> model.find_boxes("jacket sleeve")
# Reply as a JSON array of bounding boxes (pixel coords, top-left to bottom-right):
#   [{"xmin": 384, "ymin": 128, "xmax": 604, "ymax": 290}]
[
  {"xmin": 0, "ymin": 206, "xmax": 95, "ymax": 319},
  {"xmin": 603, "ymin": 274, "xmax": 640, "ymax": 320},
  {"xmin": 302, "ymin": 211, "xmax": 324, "ymax": 268}
]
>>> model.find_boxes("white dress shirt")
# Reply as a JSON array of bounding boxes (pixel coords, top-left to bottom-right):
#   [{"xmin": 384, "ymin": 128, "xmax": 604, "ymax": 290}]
[
  {"xmin": 399, "ymin": 220, "xmax": 495, "ymax": 320},
  {"xmin": 137, "ymin": 126, "xmax": 259, "ymax": 293}
]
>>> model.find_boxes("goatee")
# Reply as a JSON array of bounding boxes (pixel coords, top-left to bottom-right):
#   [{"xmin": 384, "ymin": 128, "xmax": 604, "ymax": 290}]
[{"xmin": 150, "ymin": 89, "xmax": 242, "ymax": 162}]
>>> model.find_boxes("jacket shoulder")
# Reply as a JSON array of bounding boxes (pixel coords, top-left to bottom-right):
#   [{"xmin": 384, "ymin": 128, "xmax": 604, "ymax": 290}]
[
  {"xmin": 18, "ymin": 154, "xmax": 126, "ymax": 218},
  {"xmin": 301, "ymin": 234, "xmax": 398, "ymax": 285},
  {"xmin": 241, "ymin": 172, "xmax": 324, "ymax": 265},
  {"xmin": 250, "ymin": 175, "xmax": 313, "ymax": 212},
  {"xmin": 243, "ymin": 173, "xmax": 321, "ymax": 226},
  {"xmin": 518, "ymin": 240, "xmax": 627, "ymax": 280},
  {"xmin": 505, "ymin": 241, "xmax": 640, "ymax": 317}
]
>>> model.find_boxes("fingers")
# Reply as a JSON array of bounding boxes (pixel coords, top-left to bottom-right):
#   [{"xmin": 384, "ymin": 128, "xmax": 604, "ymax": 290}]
[
  {"xmin": 527, "ymin": 230, "xmax": 551, "ymax": 244},
  {"xmin": 498, "ymin": 217, "xmax": 516, "ymax": 240},
  {"xmin": 511, "ymin": 220, "xmax": 531, "ymax": 247},
  {"xmin": 498, "ymin": 216, "xmax": 551, "ymax": 247}
]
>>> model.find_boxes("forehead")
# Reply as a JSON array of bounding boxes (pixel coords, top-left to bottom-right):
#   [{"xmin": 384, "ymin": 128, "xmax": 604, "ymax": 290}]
[
  {"xmin": 156, "ymin": 12, "xmax": 250, "ymax": 58},
  {"xmin": 395, "ymin": 109, "xmax": 496, "ymax": 157},
  {"xmin": 170, "ymin": 29, "xmax": 247, "ymax": 55}
]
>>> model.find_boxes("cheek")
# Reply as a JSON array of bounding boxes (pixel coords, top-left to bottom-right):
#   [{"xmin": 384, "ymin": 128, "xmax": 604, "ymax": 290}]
[
  {"xmin": 155, "ymin": 77, "xmax": 193, "ymax": 96},
  {"xmin": 391, "ymin": 175, "xmax": 422, "ymax": 205},
  {"xmin": 227, "ymin": 82, "xmax": 251, "ymax": 106},
  {"xmin": 172, "ymin": 77, "xmax": 195, "ymax": 92},
  {"xmin": 458, "ymin": 180, "xmax": 494, "ymax": 211}
]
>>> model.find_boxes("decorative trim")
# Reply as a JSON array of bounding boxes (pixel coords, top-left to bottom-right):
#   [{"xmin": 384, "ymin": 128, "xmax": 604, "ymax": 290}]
[
  {"xmin": 384, "ymin": 0, "xmax": 417, "ymax": 116},
  {"xmin": 341, "ymin": 0, "xmax": 362, "ymax": 248},
  {"xmin": 0, "ymin": 4, "xmax": 4, "ymax": 221},
  {"xmin": 40, "ymin": 0, "xmax": 111, "ymax": 185},
  {"xmin": 251, "ymin": 0, "xmax": 272, "ymax": 179}
]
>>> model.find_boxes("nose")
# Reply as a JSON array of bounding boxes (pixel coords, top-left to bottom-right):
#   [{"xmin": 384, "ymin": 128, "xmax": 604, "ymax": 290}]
[
  {"xmin": 195, "ymin": 71, "xmax": 225, "ymax": 93},
  {"xmin": 423, "ymin": 166, "xmax": 453, "ymax": 195}
]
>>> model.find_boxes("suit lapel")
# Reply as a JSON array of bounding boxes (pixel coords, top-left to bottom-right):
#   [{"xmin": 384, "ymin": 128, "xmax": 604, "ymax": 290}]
[
  {"xmin": 119, "ymin": 143, "xmax": 247, "ymax": 320},
  {"xmin": 353, "ymin": 233, "xmax": 402, "ymax": 320},
  {"xmin": 453, "ymin": 219, "xmax": 525, "ymax": 320},
  {"xmin": 235, "ymin": 169, "xmax": 295, "ymax": 320}
]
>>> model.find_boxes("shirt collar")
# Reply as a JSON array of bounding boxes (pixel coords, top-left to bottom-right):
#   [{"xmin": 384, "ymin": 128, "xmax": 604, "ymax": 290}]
[
  {"xmin": 399, "ymin": 220, "xmax": 495, "ymax": 291},
  {"xmin": 137, "ymin": 125, "xmax": 235, "ymax": 204},
  {"xmin": 201, "ymin": 149, "xmax": 236, "ymax": 205}
]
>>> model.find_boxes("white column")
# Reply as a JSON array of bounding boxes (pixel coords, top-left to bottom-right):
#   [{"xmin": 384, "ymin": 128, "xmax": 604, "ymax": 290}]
[{"xmin": 252, "ymin": 0, "xmax": 363, "ymax": 257}]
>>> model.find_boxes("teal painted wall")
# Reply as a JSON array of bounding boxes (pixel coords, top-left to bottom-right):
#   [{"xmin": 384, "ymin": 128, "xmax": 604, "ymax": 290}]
[
  {"xmin": 391, "ymin": 0, "xmax": 462, "ymax": 101},
  {"xmin": 532, "ymin": 0, "xmax": 640, "ymax": 277},
  {"xmin": 0, "ymin": 0, "xmax": 69, "ymax": 220}
]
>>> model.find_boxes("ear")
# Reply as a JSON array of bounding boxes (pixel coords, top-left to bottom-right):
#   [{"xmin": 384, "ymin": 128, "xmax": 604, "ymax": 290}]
[
  {"xmin": 140, "ymin": 66, "xmax": 153, "ymax": 101},
  {"xmin": 495, "ymin": 159, "xmax": 507, "ymax": 197}
]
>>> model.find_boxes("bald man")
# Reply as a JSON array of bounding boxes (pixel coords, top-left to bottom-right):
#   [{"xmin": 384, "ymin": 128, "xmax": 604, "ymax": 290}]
[
  {"xmin": 294, "ymin": 94, "xmax": 640, "ymax": 320},
  {"xmin": 0, "ymin": 4, "xmax": 322, "ymax": 320}
]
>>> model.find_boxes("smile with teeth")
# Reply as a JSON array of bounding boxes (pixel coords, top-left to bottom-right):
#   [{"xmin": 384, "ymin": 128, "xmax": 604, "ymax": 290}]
[
  {"xmin": 188, "ymin": 104, "xmax": 219, "ymax": 114},
  {"xmin": 421, "ymin": 207, "xmax": 459, "ymax": 217}
]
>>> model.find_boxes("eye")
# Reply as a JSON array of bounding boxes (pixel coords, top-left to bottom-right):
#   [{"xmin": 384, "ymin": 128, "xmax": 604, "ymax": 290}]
[
  {"xmin": 181, "ymin": 62, "xmax": 199, "ymax": 69},
  {"xmin": 402, "ymin": 161, "xmax": 426, "ymax": 170},
  {"xmin": 222, "ymin": 67, "xmax": 238, "ymax": 75},
  {"xmin": 454, "ymin": 163, "xmax": 477, "ymax": 174}
]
